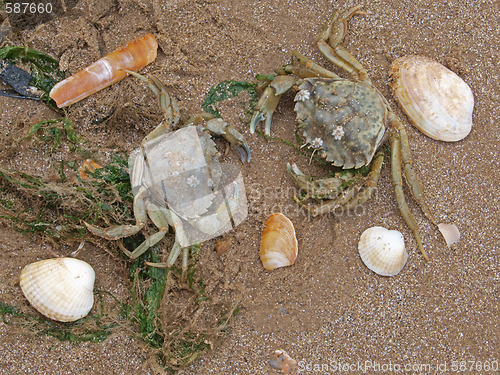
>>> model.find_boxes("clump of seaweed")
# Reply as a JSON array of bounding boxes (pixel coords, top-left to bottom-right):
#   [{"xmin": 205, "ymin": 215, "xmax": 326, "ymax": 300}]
[
  {"xmin": 0, "ymin": 153, "xmax": 133, "ymax": 241},
  {"xmin": 0, "ymin": 289, "xmax": 124, "ymax": 343},
  {"xmin": 0, "ymin": 45, "xmax": 65, "ymax": 108},
  {"xmin": 22, "ymin": 117, "xmax": 81, "ymax": 150},
  {"xmin": 202, "ymin": 80, "xmax": 258, "ymax": 118}
]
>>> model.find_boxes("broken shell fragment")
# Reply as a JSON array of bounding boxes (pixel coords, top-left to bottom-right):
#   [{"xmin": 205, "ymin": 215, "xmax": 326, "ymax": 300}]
[
  {"xmin": 269, "ymin": 349, "xmax": 297, "ymax": 374},
  {"xmin": 260, "ymin": 213, "xmax": 298, "ymax": 271},
  {"xmin": 215, "ymin": 236, "xmax": 232, "ymax": 256},
  {"xmin": 390, "ymin": 55, "xmax": 474, "ymax": 142},
  {"xmin": 438, "ymin": 223, "xmax": 460, "ymax": 246},
  {"xmin": 358, "ymin": 226, "xmax": 408, "ymax": 276},
  {"xmin": 19, "ymin": 258, "xmax": 95, "ymax": 322}
]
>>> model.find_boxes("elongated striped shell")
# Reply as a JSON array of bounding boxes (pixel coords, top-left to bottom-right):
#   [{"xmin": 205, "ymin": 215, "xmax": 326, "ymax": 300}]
[
  {"xmin": 358, "ymin": 226, "xmax": 408, "ymax": 276},
  {"xmin": 260, "ymin": 213, "xmax": 298, "ymax": 271},
  {"xmin": 50, "ymin": 33, "xmax": 158, "ymax": 108},
  {"xmin": 20, "ymin": 258, "xmax": 95, "ymax": 322},
  {"xmin": 391, "ymin": 55, "xmax": 474, "ymax": 142}
]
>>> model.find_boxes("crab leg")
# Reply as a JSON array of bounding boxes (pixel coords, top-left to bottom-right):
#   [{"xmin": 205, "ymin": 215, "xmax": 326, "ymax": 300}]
[
  {"xmin": 390, "ymin": 114, "xmax": 437, "ymax": 226},
  {"xmin": 290, "ymin": 51, "xmax": 341, "ymax": 79},
  {"xmin": 184, "ymin": 112, "xmax": 251, "ymax": 162},
  {"xmin": 146, "ymin": 243, "xmax": 192, "ymax": 283},
  {"xmin": 84, "ymin": 186, "xmax": 148, "ymax": 240},
  {"xmin": 391, "ymin": 132, "xmax": 429, "ymax": 261},
  {"xmin": 287, "ymin": 162, "xmax": 357, "ymax": 200},
  {"xmin": 339, "ymin": 152, "xmax": 384, "ymax": 210},
  {"xmin": 206, "ymin": 117, "xmax": 251, "ymax": 162},
  {"xmin": 315, "ymin": 5, "xmax": 370, "ymax": 82},
  {"xmin": 124, "ymin": 70, "xmax": 181, "ymax": 143},
  {"xmin": 307, "ymin": 152, "xmax": 384, "ymax": 216}
]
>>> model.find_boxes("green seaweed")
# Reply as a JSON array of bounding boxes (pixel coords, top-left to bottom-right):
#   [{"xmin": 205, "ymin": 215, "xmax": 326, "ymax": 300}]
[
  {"xmin": 22, "ymin": 117, "xmax": 81, "ymax": 150},
  {"xmin": 130, "ymin": 248, "xmax": 167, "ymax": 350},
  {"xmin": 0, "ymin": 153, "xmax": 133, "ymax": 240},
  {"xmin": 0, "ymin": 45, "xmax": 65, "ymax": 108},
  {"xmin": 202, "ymin": 80, "xmax": 258, "ymax": 118},
  {"xmin": 0, "ymin": 291, "xmax": 119, "ymax": 343}
]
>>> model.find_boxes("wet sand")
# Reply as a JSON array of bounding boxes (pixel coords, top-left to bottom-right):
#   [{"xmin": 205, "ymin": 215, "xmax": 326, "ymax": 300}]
[{"xmin": 0, "ymin": 0, "xmax": 498, "ymax": 374}]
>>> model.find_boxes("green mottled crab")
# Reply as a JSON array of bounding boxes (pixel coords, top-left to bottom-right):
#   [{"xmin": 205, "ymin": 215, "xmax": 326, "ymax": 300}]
[
  {"xmin": 86, "ymin": 72, "xmax": 250, "ymax": 279},
  {"xmin": 250, "ymin": 5, "xmax": 440, "ymax": 259}
]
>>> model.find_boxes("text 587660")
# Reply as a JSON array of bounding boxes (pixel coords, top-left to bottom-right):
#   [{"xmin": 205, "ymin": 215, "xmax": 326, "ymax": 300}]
[{"xmin": 4, "ymin": 2, "xmax": 53, "ymax": 14}]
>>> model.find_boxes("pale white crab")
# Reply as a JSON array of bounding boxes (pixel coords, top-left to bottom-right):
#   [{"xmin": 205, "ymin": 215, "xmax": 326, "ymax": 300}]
[{"xmin": 86, "ymin": 72, "xmax": 249, "ymax": 278}]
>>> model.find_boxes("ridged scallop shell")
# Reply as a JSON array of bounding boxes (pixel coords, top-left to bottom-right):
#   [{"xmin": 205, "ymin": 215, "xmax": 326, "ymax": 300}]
[
  {"xmin": 20, "ymin": 258, "xmax": 95, "ymax": 322},
  {"xmin": 391, "ymin": 55, "xmax": 474, "ymax": 142},
  {"xmin": 260, "ymin": 213, "xmax": 298, "ymax": 271},
  {"xmin": 358, "ymin": 226, "xmax": 408, "ymax": 276}
]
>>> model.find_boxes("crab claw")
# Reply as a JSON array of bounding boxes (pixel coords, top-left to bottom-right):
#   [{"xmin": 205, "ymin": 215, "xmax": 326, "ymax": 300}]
[
  {"xmin": 236, "ymin": 139, "xmax": 251, "ymax": 163},
  {"xmin": 205, "ymin": 118, "xmax": 251, "ymax": 162},
  {"xmin": 249, "ymin": 86, "xmax": 280, "ymax": 135},
  {"xmin": 250, "ymin": 75, "xmax": 296, "ymax": 135}
]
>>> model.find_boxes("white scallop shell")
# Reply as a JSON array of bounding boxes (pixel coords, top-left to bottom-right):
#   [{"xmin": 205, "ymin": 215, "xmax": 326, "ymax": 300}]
[
  {"xmin": 391, "ymin": 55, "xmax": 474, "ymax": 142},
  {"xmin": 358, "ymin": 226, "xmax": 408, "ymax": 276},
  {"xmin": 260, "ymin": 213, "xmax": 298, "ymax": 271},
  {"xmin": 20, "ymin": 258, "xmax": 95, "ymax": 322}
]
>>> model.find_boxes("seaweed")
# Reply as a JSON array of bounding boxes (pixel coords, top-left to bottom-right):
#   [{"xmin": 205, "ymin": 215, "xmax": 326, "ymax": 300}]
[
  {"xmin": 0, "ymin": 45, "xmax": 65, "ymax": 108},
  {"xmin": 22, "ymin": 117, "xmax": 81, "ymax": 150},
  {"xmin": 202, "ymin": 80, "xmax": 258, "ymax": 118},
  {"xmin": 0, "ymin": 290, "xmax": 120, "ymax": 343},
  {"xmin": 0, "ymin": 153, "xmax": 133, "ymax": 240}
]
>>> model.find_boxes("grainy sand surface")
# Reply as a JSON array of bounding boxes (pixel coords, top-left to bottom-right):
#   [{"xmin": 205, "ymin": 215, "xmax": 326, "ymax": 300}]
[{"xmin": 0, "ymin": 0, "xmax": 498, "ymax": 374}]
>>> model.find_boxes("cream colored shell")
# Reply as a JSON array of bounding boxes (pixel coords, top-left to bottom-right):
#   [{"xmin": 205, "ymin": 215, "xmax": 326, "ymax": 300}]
[
  {"xmin": 438, "ymin": 223, "xmax": 461, "ymax": 246},
  {"xmin": 391, "ymin": 55, "xmax": 474, "ymax": 142},
  {"xmin": 20, "ymin": 258, "xmax": 95, "ymax": 322},
  {"xmin": 260, "ymin": 213, "xmax": 298, "ymax": 271},
  {"xmin": 358, "ymin": 226, "xmax": 408, "ymax": 276}
]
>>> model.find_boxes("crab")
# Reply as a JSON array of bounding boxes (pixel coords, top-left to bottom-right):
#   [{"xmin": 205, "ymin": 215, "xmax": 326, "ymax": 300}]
[
  {"xmin": 85, "ymin": 72, "xmax": 250, "ymax": 279},
  {"xmin": 249, "ymin": 5, "xmax": 439, "ymax": 260}
]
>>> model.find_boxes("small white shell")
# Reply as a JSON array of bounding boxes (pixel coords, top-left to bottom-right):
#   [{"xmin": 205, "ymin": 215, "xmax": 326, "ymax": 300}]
[
  {"xmin": 358, "ymin": 226, "xmax": 408, "ymax": 276},
  {"xmin": 20, "ymin": 258, "xmax": 95, "ymax": 322},
  {"xmin": 260, "ymin": 213, "xmax": 298, "ymax": 271},
  {"xmin": 438, "ymin": 223, "xmax": 460, "ymax": 246},
  {"xmin": 391, "ymin": 55, "xmax": 474, "ymax": 142}
]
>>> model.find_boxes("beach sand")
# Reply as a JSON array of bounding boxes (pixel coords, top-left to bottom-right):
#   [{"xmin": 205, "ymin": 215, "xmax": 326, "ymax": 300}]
[{"xmin": 0, "ymin": 0, "xmax": 498, "ymax": 373}]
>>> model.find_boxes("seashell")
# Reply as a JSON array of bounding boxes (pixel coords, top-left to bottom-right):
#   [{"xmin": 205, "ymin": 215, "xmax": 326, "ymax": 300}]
[
  {"xmin": 260, "ymin": 213, "xmax": 298, "ymax": 271},
  {"xmin": 390, "ymin": 55, "xmax": 474, "ymax": 142},
  {"xmin": 358, "ymin": 226, "xmax": 408, "ymax": 276},
  {"xmin": 438, "ymin": 223, "xmax": 460, "ymax": 246},
  {"xmin": 50, "ymin": 33, "xmax": 158, "ymax": 108},
  {"xmin": 19, "ymin": 258, "xmax": 95, "ymax": 322},
  {"xmin": 269, "ymin": 349, "xmax": 297, "ymax": 374}
]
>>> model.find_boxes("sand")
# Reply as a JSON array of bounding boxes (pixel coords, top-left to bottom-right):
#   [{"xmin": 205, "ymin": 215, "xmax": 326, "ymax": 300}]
[{"xmin": 0, "ymin": 0, "xmax": 498, "ymax": 374}]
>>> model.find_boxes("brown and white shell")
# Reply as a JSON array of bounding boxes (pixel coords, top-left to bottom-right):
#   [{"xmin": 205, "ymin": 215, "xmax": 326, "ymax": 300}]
[
  {"xmin": 391, "ymin": 55, "xmax": 474, "ymax": 142},
  {"xmin": 260, "ymin": 213, "xmax": 298, "ymax": 271},
  {"xmin": 358, "ymin": 226, "xmax": 408, "ymax": 276},
  {"xmin": 19, "ymin": 258, "xmax": 95, "ymax": 322}
]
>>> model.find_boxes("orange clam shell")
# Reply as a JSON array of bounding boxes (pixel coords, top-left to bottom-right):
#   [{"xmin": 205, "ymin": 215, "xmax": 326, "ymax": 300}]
[{"xmin": 260, "ymin": 213, "xmax": 298, "ymax": 271}]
